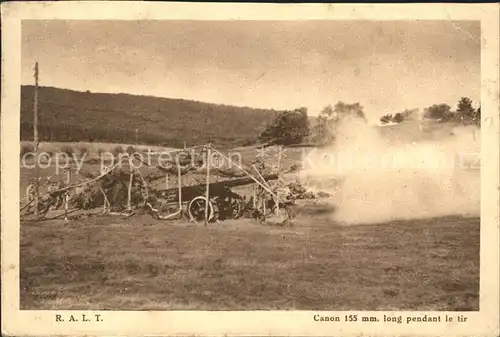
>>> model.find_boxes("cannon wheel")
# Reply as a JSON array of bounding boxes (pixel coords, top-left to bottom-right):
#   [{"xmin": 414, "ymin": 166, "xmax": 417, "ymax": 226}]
[
  {"xmin": 214, "ymin": 194, "xmax": 243, "ymax": 220},
  {"xmin": 230, "ymin": 197, "xmax": 243, "ymax": 219},
  {"xmin": 188, "ymin": 196, "xmax": 216, "ymax": 222},
  {"xmin": 50, "ymin": 193, "xmax": 65, "ymax": 210},
  {"xmin": 26, "ymin": 184, "xmax": 35, "ymax": 202}
]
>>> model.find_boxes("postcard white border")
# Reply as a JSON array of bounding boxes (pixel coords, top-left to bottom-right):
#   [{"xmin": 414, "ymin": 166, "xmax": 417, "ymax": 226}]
[{"xmin": 1, "ymin": 2, "xmax": 499, "ymax": 336}]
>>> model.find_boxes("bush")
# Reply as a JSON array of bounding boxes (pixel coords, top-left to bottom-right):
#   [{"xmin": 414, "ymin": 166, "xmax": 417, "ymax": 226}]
[
  {"xmin": 20, "ymin": 144, "xmax": 34, "ymax": 157},
  {"xmin": 259, "ymin": 107, "xmax": 310, "ymax": 146},
  {"xmin": 78, "ymin": 146, "xmax": 89, "ymax": 156},
  {"xmin": 126, "ymin": 146, "xmax": 136, "ymax": 155},
  {"xmin": 380, "ymin": 114, "xmax": 393, "ymax": 124},
  {"xmin": 393, "ymin": 113, "xmax": 404, "ymax": 123},
  {"xmin": 40, "ymin": 151, "xmax": 53, "ymax": 162},
  {"xmin": 424, "ymin": 104, "xmax": 452, "ymax": 120},
  {"xmin": 112, "ymin": 145, "xmax": 124, "ymax": 157},
  {"xmin": 60, "ymin": 145, "xmax": 74, "ymax": 156}
]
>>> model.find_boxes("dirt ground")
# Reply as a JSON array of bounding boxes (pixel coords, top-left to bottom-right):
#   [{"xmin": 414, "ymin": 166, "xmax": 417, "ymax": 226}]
[{"xmin": 20, "ymin": 200, "xmax": 479, "ymax": 311}]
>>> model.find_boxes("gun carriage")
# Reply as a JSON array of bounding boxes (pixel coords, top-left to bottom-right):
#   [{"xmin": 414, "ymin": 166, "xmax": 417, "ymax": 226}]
[{"xmin": 22, "ymin": 145, "xmax": 295, "ymax": 223}]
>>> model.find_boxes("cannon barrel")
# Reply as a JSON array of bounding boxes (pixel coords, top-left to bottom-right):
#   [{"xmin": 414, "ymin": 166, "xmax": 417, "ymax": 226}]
[{"xmin": 158, "ymin": 173, "xmax": 278, "ymax": 201}]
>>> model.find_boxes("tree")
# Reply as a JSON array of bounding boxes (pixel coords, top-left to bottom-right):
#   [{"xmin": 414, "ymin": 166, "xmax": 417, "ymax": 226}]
[
  {"xmin": 380, "ymin": 112, "xmax": 406, "ymax": 124},
  {"xmin": 319, "ymin": 104, "xmax": 334, "ymax": 118},
  {"xmin": 333, "ymin": 101, "xmax": 366, "ymax": 120},
  {"xmin": 456, "ymin": 97, "xmax": 475, "ymax": 122},
  {"xmin": 258, "ymin": 107, "xmax": 310, "ymax": 146},
  {"xmin": 424, "ymin": 104, "xmax": 452, "ymax": 121},
  {"xmin": 312, "ymin": 102, "xmax": 366, "ymax": 145},
  {"xmin": 393, "ymin": 112, "xmax": 404, "ymax": 123},
  {"xmin": 312, "ymin": 105, "xmax": 335, "ymax": 144},
  {"xmin": 380, "ymin": 114, "xmax": 393, "ymax": 124}
]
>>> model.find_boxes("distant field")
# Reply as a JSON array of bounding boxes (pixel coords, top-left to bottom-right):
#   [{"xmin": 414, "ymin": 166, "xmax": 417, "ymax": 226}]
[
  {"xmin": 20, "ymin": 208, "xmax": 479, "ymax": 310},
  {"xmin": 20, "ymin": 141, "xmax": 177, "ymax": 158}
]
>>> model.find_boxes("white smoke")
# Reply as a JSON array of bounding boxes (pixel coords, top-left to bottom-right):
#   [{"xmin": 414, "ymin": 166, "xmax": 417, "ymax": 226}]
[{"xmin": 300, "ymin": 116, "xmax": 480, "ymax": 224}]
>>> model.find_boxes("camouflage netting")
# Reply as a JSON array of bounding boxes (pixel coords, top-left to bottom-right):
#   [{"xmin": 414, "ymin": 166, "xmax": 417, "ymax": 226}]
[
  {"xmin": 70, "ymin": 169, "xmax": 331, "ymax": 213},
  {"xmin": 71, "ymin": 169, "xmax": 155, "ymax": 211}
]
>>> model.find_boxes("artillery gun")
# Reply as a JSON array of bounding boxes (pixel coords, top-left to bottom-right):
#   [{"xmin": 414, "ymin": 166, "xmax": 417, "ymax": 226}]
[{"xmin": 21, "ymin": 144, "xmax": 299, "ymax": 223}]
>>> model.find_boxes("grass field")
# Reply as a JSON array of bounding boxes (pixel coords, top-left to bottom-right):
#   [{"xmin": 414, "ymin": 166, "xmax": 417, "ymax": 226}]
[{"xmin": 20, "ymin": 202, "xmax": 479, "ymax": 311}]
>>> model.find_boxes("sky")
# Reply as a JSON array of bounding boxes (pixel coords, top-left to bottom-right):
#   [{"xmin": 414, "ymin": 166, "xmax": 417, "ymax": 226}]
[{"xmin": 22, "ymin": 20, "xmax": 480, "ymax": 123}]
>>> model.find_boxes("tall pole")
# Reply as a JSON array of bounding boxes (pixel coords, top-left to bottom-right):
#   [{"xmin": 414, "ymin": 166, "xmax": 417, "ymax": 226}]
[
  {"xmin": 64, "ymin": 168, "xmax": 71, "ymax": 221},
  {"xmin": 127, "ymin": 169, "xmax": 133, "ymax": 212},
  {"xmin": 276, "ymin": 146, "xmax": 282, "ymax": 217},
  {"xmin": 204, "ymin": 146, "xmax": 211, "ymax": 226},
  {"xmin": 33, "ymin": 62, "xmax": 39, "ymax": 217},
  {"xmin": 177, "ymin": 161, "xmax": 182, "ymax": 214}
]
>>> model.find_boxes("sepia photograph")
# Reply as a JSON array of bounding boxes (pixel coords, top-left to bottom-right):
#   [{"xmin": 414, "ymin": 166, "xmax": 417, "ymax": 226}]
[{"xmin": 2, "ymin": 2, "xmax": 499, "ymax": 337}]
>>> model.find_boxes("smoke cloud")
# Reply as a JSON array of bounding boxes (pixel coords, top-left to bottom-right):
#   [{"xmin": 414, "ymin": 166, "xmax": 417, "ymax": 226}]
[{"xmin": 299, "ymin": 116, "xmax": 480, "ymax": 224}]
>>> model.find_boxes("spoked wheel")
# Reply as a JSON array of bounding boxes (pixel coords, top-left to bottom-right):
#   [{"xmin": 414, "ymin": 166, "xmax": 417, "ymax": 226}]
[
  {"xmin": 230, "ymin": 197, "xmax": 244, "ymax": 219},
  {"xmin": 26, "ymin": 184, "xmax": 35, "ymax": 202},
  {"xmin": 188, "ymin": 196, "xmax": 216, "ymax": 222},
  {"xmin": 50, "ymin": 193, "xmax": 65, "ymax": 210},
  {"xmin": 214, "ymin": 195, "xmax": 243, "ymax": 220}
]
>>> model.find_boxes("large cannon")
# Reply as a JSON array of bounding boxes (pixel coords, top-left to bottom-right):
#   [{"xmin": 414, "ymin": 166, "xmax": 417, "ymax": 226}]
[
  {"xmin": 155, "ymin": 173, "xmax": 280, "ymax": 222},
  {"xmin": 21, "ymin": 145, "xmax": 295, "ymax": 223}
]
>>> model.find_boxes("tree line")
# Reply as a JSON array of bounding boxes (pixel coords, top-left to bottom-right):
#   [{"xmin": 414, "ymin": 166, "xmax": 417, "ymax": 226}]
[
  {"xmin": 380, "ymin": 97, "xmax": 480, "ymax": 126},
  {"xmin": 258, "ymin": 97, "xmax": 481, "ymax": 147}
]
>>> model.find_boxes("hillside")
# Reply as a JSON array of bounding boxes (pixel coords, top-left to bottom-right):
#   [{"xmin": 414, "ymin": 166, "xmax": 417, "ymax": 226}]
[{"xmin": 20, "ymin": 86, "xmax": 282, "ymax": 148}]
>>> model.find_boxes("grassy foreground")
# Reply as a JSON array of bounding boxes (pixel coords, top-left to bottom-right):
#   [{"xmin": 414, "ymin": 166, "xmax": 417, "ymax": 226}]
[{"xmin": 20, "ymin": 203, "xmax": 479, "ymax": 311}]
